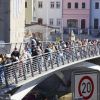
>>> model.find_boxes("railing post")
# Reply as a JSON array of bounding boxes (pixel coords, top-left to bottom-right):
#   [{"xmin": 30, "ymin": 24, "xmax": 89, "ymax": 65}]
[
  {"xmin": 71, "ymin": 48, "xmax": 75, "ymax": 62},
  {"xmin": 97, "ymin": 44, "xmax": 100, "ymax": 55},
  {"xmin": 95, "ymin": 44, "xmax": 98, "ymax": 56},
  {"xmin": 37, "ymin": 57, "xmax": 41, "ymax": 74},
  {"xmin": 3, "ymin": 65, "xmax": 8, "ymax": 87},
  {"xmin": 82, "ymin": 46, "xmax": 85, "ymax": 58},
  {"xmin": 43, "ymin": 54, "xmax": 48, "ymax": 71},
  {"xmin": 30, "ymin": 59, "xmax": 34, "ymax": 77},
  {"xmin": 96, "ymin": 44, "xmax": 99, "ymax": 56},
  {"xmin": 22, "ymin": 62, "xmax": 26, "ymax": 80},
  {"xmin": 83, "ymin": 45, "xmax": 87, "ymax": 58},
  {"xmin": 92, "ymin": 44, "xmax": 95, "ymax": 57},
  {"xmin": 61, "ymin": 51, "xmax": 64, "ymax": 65},
  {"xmin": 12, "ymin": 63, "xmax": 18, "ymax": 84},
  {"xmin": 87, "ymin": 45, "xmax": 91, "ymax": 57},
  {"xmin": 61, "ymin": 57, "xmax": 64, "ymax": 65},
  {"xmin": 67, "ymin": 51, "xmax": 70, "ymax": 63},
  {"xmin": 79, "ymin": 47, "xmax": 83, "ymax": 59},
  {"xmin": 50, "ymin": 53, "xmax": 53, "ymax": 69},
  {"xmin": 75, "ymin": 47, "xmax": 78, "ymax": 60},
  {"xmin": 56, "ymin": 51, "xmax": 59, "ymax": 67}
]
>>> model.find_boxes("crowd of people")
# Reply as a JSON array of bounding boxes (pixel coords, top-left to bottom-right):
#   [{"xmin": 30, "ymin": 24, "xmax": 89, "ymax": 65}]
[
  {"xmin": 0, "ymin": 37, "xmax": 100, "ymax": 84},
  {"xmin": 0, "ymin": 36, "xmax": 100, "ymax": 99},
  {"xmin": 22, "ymin": 37, "xmax": 100, "ymax": 100},
  {"xmin": 0, "ymin": 37, "xmax": 100, "ymax": 65}
]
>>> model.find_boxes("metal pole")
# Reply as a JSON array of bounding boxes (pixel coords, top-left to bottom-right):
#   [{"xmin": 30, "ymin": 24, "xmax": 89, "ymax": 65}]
[
  {"xmin": 4, "ymin": 65, "xmax": 8, "ymax": 87},
  {"xmin": 45, "ymin": 1, "xmax": 49, "ymax": 42},
  {"xmin": 88, "ymin": 28, "xmax": 90, "ymax": 35},
  {"xmin": 61, "ymin": 19, "xmax": 63, "ymax": 41}
]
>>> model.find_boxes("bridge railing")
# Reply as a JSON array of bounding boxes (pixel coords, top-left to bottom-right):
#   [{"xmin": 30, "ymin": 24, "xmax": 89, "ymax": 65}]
[{"xmin": 1, "ymin": 44, "xmax": 100, "ymax": 86}]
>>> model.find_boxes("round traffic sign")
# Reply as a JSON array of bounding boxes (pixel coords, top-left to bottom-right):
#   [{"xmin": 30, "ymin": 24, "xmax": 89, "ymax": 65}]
[{"xmin": 78, "ymin": 76, "xmax": 94, "ymax": 99}]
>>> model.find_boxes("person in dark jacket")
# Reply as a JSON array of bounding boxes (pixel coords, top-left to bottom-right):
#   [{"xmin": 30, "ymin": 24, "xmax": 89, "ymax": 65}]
[
  {"xmin": 31, "ymin": 47, "xmax": 38, "ymax": 57},
  {"xmin": 10, "ymin": 55, "xmax": 18, "ymax": 62},
  {"xmin": 11, "ymin": 47, "xmax": 20, "ymax": 58}
]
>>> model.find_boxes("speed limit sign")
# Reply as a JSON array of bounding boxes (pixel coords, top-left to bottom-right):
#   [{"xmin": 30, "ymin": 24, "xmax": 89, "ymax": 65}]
[
  {"xmin": 78, "ymin": 76, "xmax": 94, "ymax": 99},
  {"xmin": 72, "ymin": 71, "xmax": 99, "ymax": 100}
]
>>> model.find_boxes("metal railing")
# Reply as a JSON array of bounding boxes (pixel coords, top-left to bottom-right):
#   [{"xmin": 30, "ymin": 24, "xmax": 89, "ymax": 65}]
[{"xmin": 1, "ymin": 44, "xmax": 100, "ymax": 86}]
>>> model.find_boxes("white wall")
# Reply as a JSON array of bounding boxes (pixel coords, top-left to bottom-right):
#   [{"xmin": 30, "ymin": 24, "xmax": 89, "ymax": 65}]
[
  {"xmin": 10, "ymin": 0, "xmax": 25, "ymax": 43},
  {"xmin": 34, "ymin": 0, "xmax": 62, "ymax": 27}
]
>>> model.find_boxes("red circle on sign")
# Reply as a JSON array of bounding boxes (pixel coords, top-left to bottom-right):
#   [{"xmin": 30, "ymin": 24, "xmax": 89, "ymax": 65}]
[{"xmin": 78, "ymin": 76, "xmax": 94, "ymax": 99}]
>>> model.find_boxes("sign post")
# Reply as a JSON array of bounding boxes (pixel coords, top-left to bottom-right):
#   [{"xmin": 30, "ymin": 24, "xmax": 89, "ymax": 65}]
[{"xmin": 72, "ymin": 71, "xmax": 99, "ymax": 100}]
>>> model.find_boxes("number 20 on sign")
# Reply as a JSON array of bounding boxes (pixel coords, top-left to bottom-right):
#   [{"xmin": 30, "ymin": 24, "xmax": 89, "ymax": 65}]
[
  {"xmin": 73, "ymin": 73, "xmax": 98, "ymax": 100},
  {"xmin": 78, "ymin": 76, "xmax": 94, "ymax": 99}
]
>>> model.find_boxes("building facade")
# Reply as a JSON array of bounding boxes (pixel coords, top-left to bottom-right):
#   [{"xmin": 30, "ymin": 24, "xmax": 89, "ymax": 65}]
[
  {"xmin": 32, "ymin": 0, "xmax": 62, "ymax": 28},
  {"xmin": 25, "ymin": 0, "xmax": 62, "ymax": 40},
  {"xmin": 25, "ymin": 0, "xmax": 33, "ymax": 24},
  {"xmin": 0, "ymin": 0, "xmax": 25, "ymax": 43},
  {"xmin": 62, "ymin": 0, "xmax": 90, "ymax": 32},
  {"xmin": 24, "ymin": 0, "xmax": 100, "ymax": 37},
  {"xmin": 90, "ymin": 0, "xmax": 100, "ymax": 29}
]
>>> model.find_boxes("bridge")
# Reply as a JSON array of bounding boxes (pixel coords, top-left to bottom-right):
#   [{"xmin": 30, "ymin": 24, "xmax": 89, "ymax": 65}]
[{"xmin": 0, "ymin": 43, "xmax": 100, "ymax": 100}]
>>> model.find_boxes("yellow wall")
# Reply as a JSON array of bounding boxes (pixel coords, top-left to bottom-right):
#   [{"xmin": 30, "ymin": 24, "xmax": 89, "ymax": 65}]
[{"xmin": 25, "ymin": 0, "xmax": 33, "ymax": 24}]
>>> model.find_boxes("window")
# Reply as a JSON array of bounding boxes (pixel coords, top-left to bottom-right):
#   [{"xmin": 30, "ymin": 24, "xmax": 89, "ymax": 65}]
[
  {"xmin": 38, "ymin": 1, "xmax": 43, "ymax": 8},
  {"xmin": 38, "ymin": 18, "xmax": 43, "ymax": 24},
  {"xmin": 33, "ymin": 17, "xmax": 36, "ymax": 21},
  {"xmin": 67, "ymin": 19, "xmax": 78, "ymax": 28},
  {"xmin": 95, "ymin": 2, "xmax": 99, "ymax": 9},
  {"xmin": 25, "ymin": 2, "xmax": 27, "ymax": 8},
  {"xmin": 49, "ymin": 18, "xmax": 53, "ymax": 25},
  {"xmin": 50, "ymin": 2, "xmax": 54, "ymax": 8},
  {"xmin": 94, "ymin": 19, "xmax": 99, "ymax": 29},
  {"xmin": 82, "ymin": 2, "xmax": 85, "ymax": 8},
  {"xmin": 56, "ymin": 2, "xmax": 60, "ymax": 8},
  {"xmin": 57, "ymin": 19, "xmax": 61, "ymax": 26},
  {"xmin": 68, "ymin": 2, "xmax": 71, "ymax": 8},
  {"xmin": 81, "ymin": 19, "xmax": 85, "ymax": 29},
  {"xmin": 75, "ymin": 2, "xmax": 78, "ymax": 8}
]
